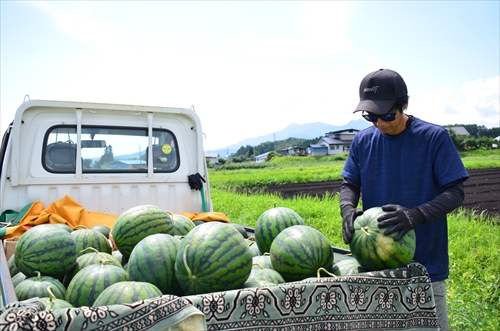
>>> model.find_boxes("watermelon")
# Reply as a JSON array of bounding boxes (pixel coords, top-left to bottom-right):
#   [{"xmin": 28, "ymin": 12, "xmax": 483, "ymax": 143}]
[
  {"xmin": 93, "ymin": 281, "xmax": 162, "ymax": 307},
  {"xmin": 12, "ymin": 272, "xmax": 27, "ymax": 288},
  {"xmin": 91, "ymin": 225, "xmax": 111, "ymax": 239},
  {"xmin": 172, "ymin": 214, "xmax": 196, "ymax": 236},
  {"xmin": 248, "ymin": 242, "xmax": 262, "ymax": 257},
  {"xmin": 270, "ymin": 225, "xmax": 334, "ymax": 282},
  {"xmin": 112, "ymin": 250, "xmax": 128, "ymax": 266},
  {"xmin": 52, "ymin": 223, "xmax": 73, "ymax": 233},
  {"xmin": 127, "ymin": 233, "xmax": 182, "ymax": 295},
  {"xmin": 111, "ymin": 205, "xmax": 174, "ymax": 258},
  {"xmin": 14, "ymin": 224, "xmax": 78, "ymax": 279},
  {"xmin": 71, "ymin": 226, "xmax": 112, "ymax": 255},
  {"xmin": 244, "ymin": 265, "xmax": 285, "ymax": 288},
  {"xmin": 7, "ymin": 255, "xmax": 19, "ymax": 276},
  {"xmin": 349, "ymin": 207, "xmax": 416, "ymax": 271},
  {"xmin": 331, "ymin": 259, "xmax": 367, "ymax": 276},
  {"xmin": 175, "ymin": 222, "xmax": 253, "ymax": 295},
  {"xmin": 65, "ymin": 260, "xmax": 130, "ymax": 307},
  {"xmin": 63, "ymin": 247, "xmax": 122, "ymax": 287},
  {"xmin": 39, "ymin": 286, "xmax": 74, "ymax": 310},
  {"xmin": 230, "ymin": 223, "xmax": 249, "ymax": 239},
  {"xmin": 15, "ymin": 271, "xmax": 66, "ymax": 301},
  {"xmin": 252, "ymin": 255, "xmax": 273, "ymax": 270},
  {"xmin": 255, "ymin": 207, "xmax": 305, "ymax": 253}
]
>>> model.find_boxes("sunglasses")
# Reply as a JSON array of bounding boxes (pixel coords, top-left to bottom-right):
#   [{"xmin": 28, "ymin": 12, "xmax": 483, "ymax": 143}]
[{"xmin": 362, "ymin": 109, "xmax": 399, "ymax": 122}]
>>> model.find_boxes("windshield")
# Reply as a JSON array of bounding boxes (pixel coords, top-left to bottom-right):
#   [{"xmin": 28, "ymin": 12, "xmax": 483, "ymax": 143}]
[{"xmin": 42, "ymin": 125, "xmax": 179, "ymax": 173}]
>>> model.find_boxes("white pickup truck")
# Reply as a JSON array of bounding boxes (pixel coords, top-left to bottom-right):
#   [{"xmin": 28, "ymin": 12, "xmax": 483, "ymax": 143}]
[
  {"xmin": 0, "ymin": 100, "xmax": 439, "ymax": 331},
  {"xmin": 0, "ymin": 99, "xmax": 212, "ymax": 216}
]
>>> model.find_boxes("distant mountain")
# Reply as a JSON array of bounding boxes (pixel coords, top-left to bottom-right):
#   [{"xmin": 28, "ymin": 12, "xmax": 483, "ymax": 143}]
[{"xmin": 206, "ymin": 120, "xmax": 371, "ymax": 157}]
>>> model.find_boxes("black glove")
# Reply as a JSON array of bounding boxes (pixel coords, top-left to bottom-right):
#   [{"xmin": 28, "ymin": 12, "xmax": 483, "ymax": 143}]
[
  {"xmin": 341, "ymin": 206, "xmax": 364, "ymax": 244},
  {"xmin": 377, "ymin": 204, "xmax": 425, "ymax": 241},
  {"xmin": 188, "ymin": 173, "xmax": 206, "ymax": 190}
]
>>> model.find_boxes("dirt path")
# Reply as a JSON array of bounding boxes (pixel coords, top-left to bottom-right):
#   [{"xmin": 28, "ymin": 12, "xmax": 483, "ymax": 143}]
[{"xmin": 262, "ymin": 168, "xmax": 500, "ymax": 217}]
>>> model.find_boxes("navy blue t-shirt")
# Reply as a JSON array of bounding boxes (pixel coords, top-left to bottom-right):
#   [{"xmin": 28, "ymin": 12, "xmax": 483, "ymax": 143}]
[{"xmin": 341, "ymin": 117, "xmax": 469, "ymax": 281}]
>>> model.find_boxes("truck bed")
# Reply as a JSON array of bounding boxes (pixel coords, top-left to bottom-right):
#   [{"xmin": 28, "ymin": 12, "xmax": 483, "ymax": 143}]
[{"xmin": 1, "ymin": 234, "xmax": 439, "ymax": 331}]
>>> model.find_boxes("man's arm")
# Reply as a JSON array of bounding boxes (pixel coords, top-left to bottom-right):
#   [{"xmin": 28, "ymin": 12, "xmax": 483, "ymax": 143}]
[
  {"xmin": 378, "ymin": 179, "xmax": 466, "ymax": 240},
  {"xmin": 340, "ymin": 178, "xmax": 361, "ymax": 212},
  {"xmin": 339, "ymin": 178, "xmax": 363, "ymax": 244},
  {"xmin": 417, "ymin": 179, "xmax": 465, "ymax": 221}
]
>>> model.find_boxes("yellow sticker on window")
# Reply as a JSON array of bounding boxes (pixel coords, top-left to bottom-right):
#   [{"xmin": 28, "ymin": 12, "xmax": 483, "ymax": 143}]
[{"xmin": 162, "ymin": 144, "xmax": 172, "ymax": 154}]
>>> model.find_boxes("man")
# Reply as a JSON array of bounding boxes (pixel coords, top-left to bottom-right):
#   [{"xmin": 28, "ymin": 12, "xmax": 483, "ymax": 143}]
[{"xmin": 340, "ymin": 69, "xmax": 469, "ymax": 331}]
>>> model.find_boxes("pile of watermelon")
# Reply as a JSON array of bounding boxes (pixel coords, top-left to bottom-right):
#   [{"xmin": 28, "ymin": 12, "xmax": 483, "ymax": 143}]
[{"xmin": 8, "ymin": 204, "xmax": 416, "ymax": 309}]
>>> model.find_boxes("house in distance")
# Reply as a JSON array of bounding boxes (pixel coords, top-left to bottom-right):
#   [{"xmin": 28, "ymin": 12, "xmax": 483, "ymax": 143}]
[{"xmin": 308, "ymin": 129, "xmax": 359, "ymax": 157}]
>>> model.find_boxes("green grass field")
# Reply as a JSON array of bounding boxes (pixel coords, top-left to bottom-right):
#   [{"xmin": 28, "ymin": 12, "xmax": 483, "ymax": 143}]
[{"xmin": 208, "ymin": 149, "xmax": 500, "ymax": 331}]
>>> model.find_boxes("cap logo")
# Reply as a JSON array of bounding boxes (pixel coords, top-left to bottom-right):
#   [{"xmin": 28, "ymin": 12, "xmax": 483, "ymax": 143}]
[{"xmin": 364, "ymin": 86, "xmax": 379, "ymax": 93}]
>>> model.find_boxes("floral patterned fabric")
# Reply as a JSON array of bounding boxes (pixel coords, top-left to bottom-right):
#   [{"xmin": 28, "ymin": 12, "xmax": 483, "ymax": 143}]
[
  {"xmin": 0, "ymin": 263, "xmax": 438, "ymax": 331},
  {"xmin": 184, "ymin": 262, "xmax": 439, "ymax": 331},
  {"xmin": 0, "ymin": 295, "xmax": 206, "ymax": 331}
]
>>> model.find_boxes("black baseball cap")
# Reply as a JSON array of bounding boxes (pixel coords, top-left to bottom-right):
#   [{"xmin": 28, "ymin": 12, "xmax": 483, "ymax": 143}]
[{"xmin": 354, "ymin": 69, "xmax": 408, "ymax": 115}]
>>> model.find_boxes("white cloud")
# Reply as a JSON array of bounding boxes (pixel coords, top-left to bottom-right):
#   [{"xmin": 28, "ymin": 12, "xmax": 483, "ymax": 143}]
[
  {"xmin": 413, "ymin": 76, "xmax": 499, "ymax": 127},
  {"xmin": 228, "ymin": 2, "xmax": 351, "ymax": 59}
]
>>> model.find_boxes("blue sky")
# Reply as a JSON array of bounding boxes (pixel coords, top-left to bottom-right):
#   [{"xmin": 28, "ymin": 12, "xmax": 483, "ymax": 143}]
[{"xmin": 1, "ymin": 1, "xmax": 499, "ymax": 151}]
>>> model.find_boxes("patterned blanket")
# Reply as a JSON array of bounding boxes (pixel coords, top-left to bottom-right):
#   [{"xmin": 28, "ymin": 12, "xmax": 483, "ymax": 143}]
[
  {"xmin": 184, "ymin": 262, "xmax": 439, "ymax": 331},
  {"xmin": 0, "ymin": 262, "xmax": 438, "ymax": 331}
]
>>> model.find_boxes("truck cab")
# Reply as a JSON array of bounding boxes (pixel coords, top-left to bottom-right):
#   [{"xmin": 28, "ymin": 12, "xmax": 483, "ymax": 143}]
[{"xmin": 0, "ymin": 100, "xmax": 212, "ymax": 216}]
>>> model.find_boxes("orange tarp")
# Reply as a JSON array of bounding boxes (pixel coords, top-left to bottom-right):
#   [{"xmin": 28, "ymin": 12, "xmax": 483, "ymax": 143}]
[
  {"xmin": 2, "ymin": 195, "xmax": 230, "ymax": 239},
  {"xmin": 1, "ymin": 195, "xmax": 118, "ymax": 239}
]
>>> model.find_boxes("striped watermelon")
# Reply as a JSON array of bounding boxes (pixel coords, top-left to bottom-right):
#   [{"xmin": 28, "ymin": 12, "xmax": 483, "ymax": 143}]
[
  {"xmin": 52, "ymin": 223, "xmax": 73, "ymax": 233},
  {"xmin": 175, "ymin": 222, "xmax": 253, "ymax": 295},
  {"xmin": 230, "ymin": 223, "xmax": 249, "ymax": 239},
  {"xmin": 15, "ymin": 271, "xmax": 66, "ymax": 301},
  {"xmin": 244, "ymin": 265, "xmax": 285, "ymax": 288},
  {"xmin": 65, "ymin": 260, "xmax": 130, "ymax": 307},
  {"xmin": 63, "ymin": 247, "xmax": 122, "ymax": 287},
  {"xmin": 111, "ymin": 205, "xmax": 174, "ymax": 258},
  {"xmin": 91, "ymin": 225, "xmax": 111, "ymax": 239},
  {"xmin": 14, "ymin": 224, "xmax": 78, "ymax": 279},
  {"xmin": 252, "ymin": 255, "xmax": 273, "ymax": 270},
  {"xmin": 39, "ymin": 286, "xmax": 74, "ymax": 310},
  {"xmin": 331, "ymin": 259, "xmax": 367, "ymax": 276},
  {"xmin": 8, "ymin": 255, "xmax": 19, "ymax": 276},
  {"xmin": 349, "ymin": 207, "xmax": 416, "ymax": 271},
  {"xmin": 255, "ymin": 207, "xmax": 305, "ymax": 253},
  {"xmin": 248, "ymin": 242, "xmax": 262, "ymax": 257},
  {"xmin": 270, "ymin": 225, "xmax": 334, "ymax": 282},
  {"xmin": 12, "ymin": 272, "xmax": 27, "ymax": 288},
  {"xmin": 127, "ymin": 233, "xmax": 182, "ymax": 295},
  {"xmin": 172, "ymin": 214, "xmax": 196, "ymax": 236},
  {"xmin": 71, "ymin": 226, "xmax": 112, "ymax": 255},
  {"xmin": 92, "ymin": 281, "xmax": 162, "ymax": 307}
]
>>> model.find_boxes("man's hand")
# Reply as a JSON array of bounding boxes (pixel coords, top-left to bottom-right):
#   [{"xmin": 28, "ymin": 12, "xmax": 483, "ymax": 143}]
[
  {"xmin": 378, "ymin": 204, "xmax": 425, "ymax": 241},
  {"xmin": 341, "ymin": 206, "xmax": 364, "ymax": 244}
]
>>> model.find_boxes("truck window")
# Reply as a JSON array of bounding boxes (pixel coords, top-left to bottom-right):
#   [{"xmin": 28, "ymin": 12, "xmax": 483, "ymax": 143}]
[{"xmin": 42, "ymin": 126, "xmax": 179, "ymax": 173}]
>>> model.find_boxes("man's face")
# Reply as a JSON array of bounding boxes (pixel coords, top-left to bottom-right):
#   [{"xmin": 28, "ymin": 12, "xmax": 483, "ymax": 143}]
[{"xmin": 364, "ymin": 108, "xmax": 407, "ymax": 135}]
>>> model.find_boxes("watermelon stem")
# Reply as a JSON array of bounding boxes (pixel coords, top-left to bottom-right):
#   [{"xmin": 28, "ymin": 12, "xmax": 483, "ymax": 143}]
[
  {"xmin": 79, "ymin": 247, "xmax": 99, "ymax": 255},
  {"xmin": 182, "ymin": 244, "xmax": 195, "ymax": 281},
  {"xmin": 253, "ymin": 262, "xmax": 264, "ymax": 270},
  {"xmin": 46, "ymin": 286, "xmax": 57, "ymax": 302},
  {"xmin": 361, "ymin": 226, "xmax": 371, "ymax": 236},
  {"xmin": 316, "ymin": 267, "xmax": 336, "ymax": 279}
]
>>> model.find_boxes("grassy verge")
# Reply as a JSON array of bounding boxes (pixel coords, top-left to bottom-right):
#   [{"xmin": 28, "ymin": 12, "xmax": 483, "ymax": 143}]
[{"xmin": 209, "ymin": 149, "xmax": 499, "ymax": 189}]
